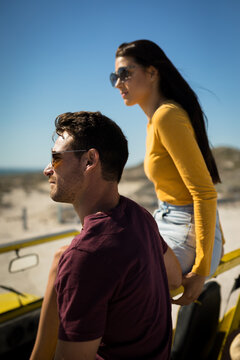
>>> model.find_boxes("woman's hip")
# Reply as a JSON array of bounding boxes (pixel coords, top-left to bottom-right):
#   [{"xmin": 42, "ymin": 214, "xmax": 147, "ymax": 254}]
[
  {"xmin": 153, "ymin": 201, "xmax": 222, "ymax": 275},
  {"xmin": 153, "ymin": 201, "xmax": 195, "ymax": 248}
]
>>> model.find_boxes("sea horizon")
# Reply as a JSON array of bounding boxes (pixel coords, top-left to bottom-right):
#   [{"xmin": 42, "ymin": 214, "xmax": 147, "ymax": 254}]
[{"xmin": 0, "ymin": 167, "xmax": 43, "ymax": 175}]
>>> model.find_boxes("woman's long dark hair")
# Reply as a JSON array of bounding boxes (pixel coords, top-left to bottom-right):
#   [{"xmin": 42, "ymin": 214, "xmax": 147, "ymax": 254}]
[{"xmin": 116, "ymin": 40, "xmax": 221, "ymax": 184}]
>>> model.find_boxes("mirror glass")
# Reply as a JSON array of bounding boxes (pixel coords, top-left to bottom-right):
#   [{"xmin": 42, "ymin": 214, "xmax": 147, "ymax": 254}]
[{"xmin": 9, "ymin": 254, "xmax": 39, "ymax": 273}]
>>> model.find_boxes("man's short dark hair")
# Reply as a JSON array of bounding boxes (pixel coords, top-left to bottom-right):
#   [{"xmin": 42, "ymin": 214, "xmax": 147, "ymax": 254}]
[{"xmin": 54, "ymin": 111, "xmax": 129, "ymax": 182}]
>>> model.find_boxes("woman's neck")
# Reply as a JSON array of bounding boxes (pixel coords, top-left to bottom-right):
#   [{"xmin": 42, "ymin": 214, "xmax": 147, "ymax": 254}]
[{"xmin": 139, "ymin": 91, "xmax": 168, "ymax": 122}]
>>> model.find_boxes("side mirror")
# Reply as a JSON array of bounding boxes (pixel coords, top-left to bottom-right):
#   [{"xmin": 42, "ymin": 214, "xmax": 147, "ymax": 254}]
[{"xmin": 9, "ymin": 253, "xmax": 39, "ymax": 273}]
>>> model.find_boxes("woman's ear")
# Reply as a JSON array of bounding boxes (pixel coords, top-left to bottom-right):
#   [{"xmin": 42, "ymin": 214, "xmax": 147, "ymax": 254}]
[{"xmin": 148, "ymin": 66, "xmax": 158, "ymax": 80}]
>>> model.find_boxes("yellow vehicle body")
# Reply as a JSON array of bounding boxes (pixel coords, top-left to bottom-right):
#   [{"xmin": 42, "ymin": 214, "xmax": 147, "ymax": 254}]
[
  {"xmin": 0, "ymin": 230, "xmax": 239, "ymax": 359},
  {"xmin": 0, "ymin": 292, "xmax": 40, "ymax": 317}
]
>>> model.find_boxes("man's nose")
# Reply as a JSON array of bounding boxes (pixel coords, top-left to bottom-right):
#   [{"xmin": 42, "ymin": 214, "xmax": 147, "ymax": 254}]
[{"xmin": 43, "ymin": 163, "xmax": 54, "ymax": 177}]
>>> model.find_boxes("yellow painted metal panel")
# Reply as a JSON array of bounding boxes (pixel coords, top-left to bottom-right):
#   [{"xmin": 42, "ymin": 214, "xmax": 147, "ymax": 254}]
[
  {"xmin": 0, "ymin": 296, "xmax": 43, "ymax": 323},
  {"xmin": 217, "ymin": 294, "xmax": 240, "ymax": 359},
  {"xmin": 0, "ymin": 229, "xmax": 80, "ymax": 254},
  {"xmin": 170, "ymin": 249, "xmax": 240, "ymax": 298},
  {"xmin": 0, "ymin": 292, "xmax": 40, "ymax": 314}
]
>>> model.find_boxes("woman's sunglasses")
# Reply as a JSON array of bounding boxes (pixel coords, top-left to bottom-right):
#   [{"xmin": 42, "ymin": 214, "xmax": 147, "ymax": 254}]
[{"xmin": 110, "ymin": 66, "xmax": 136, "ymax": 87}]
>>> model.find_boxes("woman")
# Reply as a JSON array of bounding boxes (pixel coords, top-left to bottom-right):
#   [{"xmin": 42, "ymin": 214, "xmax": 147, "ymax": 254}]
[{"xmin": 110, "ymin": 39, "xmax": 223, "ymax": 305}]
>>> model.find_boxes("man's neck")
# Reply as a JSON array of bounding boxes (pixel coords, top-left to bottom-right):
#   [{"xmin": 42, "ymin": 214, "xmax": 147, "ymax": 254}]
[{"xmin": 74, "ymin": 182, "xmax": 120, "ymax": 224}]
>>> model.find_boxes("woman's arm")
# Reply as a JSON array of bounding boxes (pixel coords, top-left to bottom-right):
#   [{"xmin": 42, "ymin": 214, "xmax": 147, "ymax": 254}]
[{"xmin": 30, "ymin": 245, "xmax": 69, "ymax": 360}]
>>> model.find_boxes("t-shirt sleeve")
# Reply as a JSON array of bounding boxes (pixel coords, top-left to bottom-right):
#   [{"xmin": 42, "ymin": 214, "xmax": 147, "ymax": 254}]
[
  {"xmin": 153, "ymin": 106, "xmax": 217, "ymax": 276},
  {"xmin": 55, "ymin": 247, "xmax": 116, "ymax": 342},
  {"xmin": 160, "ymin": 235, "xmax": 168, "ymax": 254}
]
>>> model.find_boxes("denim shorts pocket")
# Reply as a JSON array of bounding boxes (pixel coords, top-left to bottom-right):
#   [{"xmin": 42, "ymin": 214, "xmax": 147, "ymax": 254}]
[
  {"xmin": 155, "ymin": 209, "xmax": 195, "ymax": 248},
  {"xmin": 164, "ymin": 209, "xmax": 192, "ymax": 226}
]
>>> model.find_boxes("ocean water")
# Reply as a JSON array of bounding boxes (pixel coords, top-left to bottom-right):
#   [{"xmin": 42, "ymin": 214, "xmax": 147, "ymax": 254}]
[{"xmin": 0, "ymin": 168, "xmax": 42, "ymax": 175}]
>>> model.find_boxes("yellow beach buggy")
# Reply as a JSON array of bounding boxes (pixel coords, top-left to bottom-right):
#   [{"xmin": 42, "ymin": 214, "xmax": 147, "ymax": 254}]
[{"xmin": 0, "ymin": 231, "xmax": 239, "ymax": 359}]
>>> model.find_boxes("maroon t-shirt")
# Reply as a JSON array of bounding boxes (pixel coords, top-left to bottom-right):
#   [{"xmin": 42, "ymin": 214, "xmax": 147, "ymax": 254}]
[{"xmin": 55, "ymin": 196, "xmax": 172, "ymax": 359}]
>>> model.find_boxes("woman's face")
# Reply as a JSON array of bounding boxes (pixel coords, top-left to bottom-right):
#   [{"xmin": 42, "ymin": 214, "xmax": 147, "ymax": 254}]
[{"xmin": 114, "ymin": 56, "xmax": 154, "ymax": 107}]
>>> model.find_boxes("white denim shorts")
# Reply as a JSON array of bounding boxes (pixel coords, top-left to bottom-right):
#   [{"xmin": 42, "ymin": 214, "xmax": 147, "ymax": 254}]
[{"xmin": 153, "ymin": 201, "xmax": 222, "ymax": 276}]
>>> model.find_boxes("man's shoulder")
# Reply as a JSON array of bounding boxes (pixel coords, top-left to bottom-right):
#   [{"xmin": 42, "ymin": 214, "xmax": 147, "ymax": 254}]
[
  {"xmin": 121, "ymin": 196, "xmax": 157, "ymax": 224},
  {"xmin": 84, "ymin": 195, "xmax": 153, "ymax": 228},
  {"xmin": 70, "ymin": 196, "xmax": 156, "ymax": 253}
]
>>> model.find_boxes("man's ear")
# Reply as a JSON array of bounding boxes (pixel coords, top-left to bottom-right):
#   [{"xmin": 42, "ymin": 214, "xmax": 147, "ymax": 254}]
[{"xmin": 84, "ymin": 148, "xmax": 99, "ymax": 171}]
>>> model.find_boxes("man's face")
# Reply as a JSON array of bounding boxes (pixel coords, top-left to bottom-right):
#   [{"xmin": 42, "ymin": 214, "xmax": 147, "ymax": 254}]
[{"xmin": 44, "ymin": 131, "xmax": 85, "ymax": 205}]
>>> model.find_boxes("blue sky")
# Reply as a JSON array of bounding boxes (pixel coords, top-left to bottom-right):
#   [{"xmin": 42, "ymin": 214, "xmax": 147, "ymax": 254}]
[{"xmin": 0, "ymin": 0, "xmax": 239, "ymax": 169}]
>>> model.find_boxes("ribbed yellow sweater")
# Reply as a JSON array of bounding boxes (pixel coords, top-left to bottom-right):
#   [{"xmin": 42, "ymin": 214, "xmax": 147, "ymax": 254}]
[{"xmin": 144, "ymin": 102, "xmax": 217, "ymax": 276}]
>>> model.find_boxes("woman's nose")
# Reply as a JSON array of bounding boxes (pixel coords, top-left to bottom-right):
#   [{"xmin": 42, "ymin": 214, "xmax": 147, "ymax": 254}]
[
  {"xmin": 115, "ymin": 77, "xmax": 122, "ymax": 88},
  {"xmin": 43, "ymin": 163, "xmax": 54, "ymax": 177}
]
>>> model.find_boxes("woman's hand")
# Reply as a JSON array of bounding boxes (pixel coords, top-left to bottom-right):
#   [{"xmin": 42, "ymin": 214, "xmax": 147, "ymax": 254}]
[{"xmin": 172, "ymin": 272, "xmax": 205, "ymax": 306}]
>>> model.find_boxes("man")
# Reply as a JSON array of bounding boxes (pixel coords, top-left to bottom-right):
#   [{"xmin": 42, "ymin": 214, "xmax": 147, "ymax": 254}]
[{"xmin": 32, "ymin": 111, "xmax": 182, "ymax": 360}]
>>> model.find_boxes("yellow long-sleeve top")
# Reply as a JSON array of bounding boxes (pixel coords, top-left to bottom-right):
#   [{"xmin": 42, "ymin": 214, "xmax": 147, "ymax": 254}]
[{"xmin": 144, "ymin": 102, "xmax": 217, "ymax": 276}]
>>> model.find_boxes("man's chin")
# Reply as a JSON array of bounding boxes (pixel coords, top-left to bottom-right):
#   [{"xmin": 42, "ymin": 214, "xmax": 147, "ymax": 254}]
[
  {"xmin": 50, "ymin": 192, "xmax": 62, "ymax": 203},
  {"xmin": 50, "ymin": 193, "xmax": 71, "ymax": 205}
]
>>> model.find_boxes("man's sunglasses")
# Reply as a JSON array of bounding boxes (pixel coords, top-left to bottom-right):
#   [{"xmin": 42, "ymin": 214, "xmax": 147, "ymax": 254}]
[
  {"xmin": 110, "ymin": 66, "xmax": 136, "ymax": 87},
  {"xmin": 51, "ymin": 149, "xmax": 87, "ymax": 169}
]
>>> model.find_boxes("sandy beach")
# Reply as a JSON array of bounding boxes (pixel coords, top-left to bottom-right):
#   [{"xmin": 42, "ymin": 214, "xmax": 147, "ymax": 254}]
[{"xmin": 0, "ymin": 176, "xmax": 240, "ymax": 326}]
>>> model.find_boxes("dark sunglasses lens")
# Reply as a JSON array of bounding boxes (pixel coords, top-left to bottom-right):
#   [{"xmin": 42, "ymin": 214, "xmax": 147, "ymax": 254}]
[
  {"xmin": 110, "ymin": 73, "xmax": 118, "ymax": 87},
  {"xmin": 118, "ymin": 68, "xmax": 129, "ymax": 81},
  {"xmin": 110, "ymin": 67, "xmax": 130, "ymax": 87}
]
